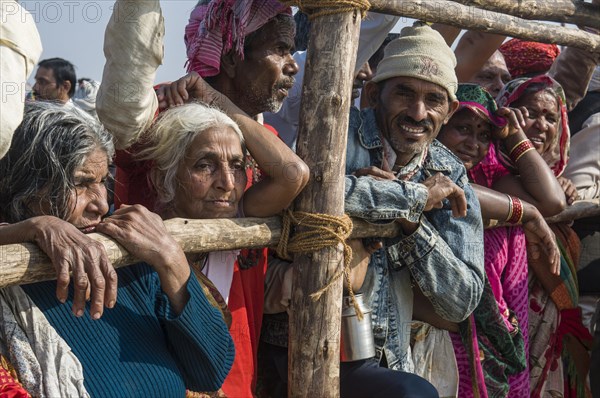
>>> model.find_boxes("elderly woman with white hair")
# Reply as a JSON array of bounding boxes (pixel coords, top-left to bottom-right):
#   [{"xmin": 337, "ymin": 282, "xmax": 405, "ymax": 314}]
[
  {"xmin": 95, "ymin": 1, "xmax": 309, "ymax": 395},
  {"xmin": 0, "ymin": 102, "xmax": 235, "ymax": 397},
  {"xmin": 133, "ymin": 93, "xmax": 309, "ymax": 396}
]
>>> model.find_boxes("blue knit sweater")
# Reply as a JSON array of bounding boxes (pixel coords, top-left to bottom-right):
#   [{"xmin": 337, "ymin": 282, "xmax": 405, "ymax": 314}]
[{"xmin": 23, "ymin": 263, "xmax": 235, "ymax": 397}]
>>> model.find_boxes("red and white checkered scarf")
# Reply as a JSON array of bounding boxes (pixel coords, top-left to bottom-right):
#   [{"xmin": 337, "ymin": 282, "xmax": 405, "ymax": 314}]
[{"xmin": 184, "ymin": 0, "xmax": 291, "ymax": 77}]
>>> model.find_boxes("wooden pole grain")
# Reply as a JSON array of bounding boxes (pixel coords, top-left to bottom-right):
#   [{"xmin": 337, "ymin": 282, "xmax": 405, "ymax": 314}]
[
  {"xmin": 448, "ymin": 0, "xmax": 600, "ymax": 27},
  {"xmin": 286, "ymin": 8, "xmax": 362, "ymax": 398},
  {"xmin": 369, "ymin": 0, "xmax": 600, "ymax": 52},
  {"xmin": 0, "ymin": 217, "xmax": 400, "ymax": 288}
]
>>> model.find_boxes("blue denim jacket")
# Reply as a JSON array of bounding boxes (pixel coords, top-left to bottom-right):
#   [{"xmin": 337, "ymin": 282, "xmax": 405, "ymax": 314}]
[{"xmin": 344, "ymin": 107, "xmax": 485, "ymax": 371}]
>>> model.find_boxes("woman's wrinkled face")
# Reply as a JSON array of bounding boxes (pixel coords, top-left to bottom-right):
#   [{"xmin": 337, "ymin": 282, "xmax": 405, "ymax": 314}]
[
  {"xmin": 438, "ymin": 109, "xmax": 492, "ymax": 170},
  {"xmin": 172, "ymin": 127, "xmax": 247, "ymax": 219},
  {"xmin": 512, "ymin": 90, "xmax": 560, "ymax": 156},
  {"xmin": 66, "ymin": 148, "xmax": 110, "ymax": 233}
]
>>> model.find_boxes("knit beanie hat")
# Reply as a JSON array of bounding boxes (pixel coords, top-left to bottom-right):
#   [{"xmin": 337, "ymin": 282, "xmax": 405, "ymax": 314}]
[{"xmin": 371, "ymin": 22, "xmax": 458, "ymax": 101}]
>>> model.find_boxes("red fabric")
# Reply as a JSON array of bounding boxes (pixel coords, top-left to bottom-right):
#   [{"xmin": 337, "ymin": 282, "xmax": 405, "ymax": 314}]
[
  {"xmin": 499, "ymin": 38, "xmax": 560, "ymax": 78},
  {"xmin": 221, "ymin": 249, "xmax": 267, "ymax": 398},
  {"xmin": 531, "ymin": 307, "xmax": 593, "ymax": 398},
  {"xmin": 554, "ymin": 307, "xmax": 593, "ymax": 357},
  {"xmin": 0, "ymin": 367, "xmax": 29, "ymax": 398},
  {"xmin": 113, "ymin": 96, "xmax": 162, "ymax": 211},
  {"xmin": 114, "ymin": 149, "xmax": 157, "ymax": 211},
  {"xmin": 0, "ymin": 385, "xmax": 30, "ymax": 398}
]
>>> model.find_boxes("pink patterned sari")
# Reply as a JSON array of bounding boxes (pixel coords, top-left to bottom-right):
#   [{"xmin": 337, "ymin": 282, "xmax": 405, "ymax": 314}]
[
  {"xmin": 450, "ymin": 143, "xmax": 530, "ymax": 398},
  {"xmin": 497, "ymin": 75, "xmax": 592, "ymax": 398}
]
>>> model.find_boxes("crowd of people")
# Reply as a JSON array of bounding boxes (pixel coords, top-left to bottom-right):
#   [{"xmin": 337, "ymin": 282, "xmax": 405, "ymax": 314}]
[{"xmin": 0, "ymin": 0, "xmax": 599, "ymax": 397}]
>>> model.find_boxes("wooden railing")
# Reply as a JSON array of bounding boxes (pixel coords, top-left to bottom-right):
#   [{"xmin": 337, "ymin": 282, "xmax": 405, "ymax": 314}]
[
  {"xmin": 369, "ymin": 0, "xmax": 600, "ymax": 52},
  {"xmin": 1, "ymin": 199, "xmax": 597, "ymax": 289}
]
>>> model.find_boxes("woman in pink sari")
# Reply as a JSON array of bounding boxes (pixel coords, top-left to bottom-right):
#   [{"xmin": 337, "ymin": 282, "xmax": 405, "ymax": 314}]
[
  {"xmin": 438, "ymin": 83, "xmax": 564, "ymax": 397},
  {"xmin": 496, "ymin": 75, "xmax": 593, "ymax": 398}
]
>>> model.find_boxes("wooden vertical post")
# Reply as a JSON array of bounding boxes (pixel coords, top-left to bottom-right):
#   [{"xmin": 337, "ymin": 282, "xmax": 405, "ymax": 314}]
[{"xmin": 287, "ymin": 9, "xmax": 362, "ymax": 398}]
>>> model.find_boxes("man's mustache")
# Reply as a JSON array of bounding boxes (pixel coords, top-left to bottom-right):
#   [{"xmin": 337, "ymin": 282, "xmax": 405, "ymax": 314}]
[
  {"xmin": 275, "ymin": 78, "xmax": 295, "ymax": 90},
  {"xmin": 398, "ymin": 117, "xmax": 433, "ymax": 130}
]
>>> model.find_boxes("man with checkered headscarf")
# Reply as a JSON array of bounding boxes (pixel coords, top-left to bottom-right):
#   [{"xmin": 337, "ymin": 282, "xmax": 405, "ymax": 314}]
[{"xmin": 183, "ymin": 0, "xmax": 299, "ymax": 117}]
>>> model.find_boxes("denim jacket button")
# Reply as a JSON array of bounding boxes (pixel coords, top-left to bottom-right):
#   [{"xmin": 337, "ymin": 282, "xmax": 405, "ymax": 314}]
[{"xmin": 374, "ymin": 326, "xmax": 384, "ymax": 334}]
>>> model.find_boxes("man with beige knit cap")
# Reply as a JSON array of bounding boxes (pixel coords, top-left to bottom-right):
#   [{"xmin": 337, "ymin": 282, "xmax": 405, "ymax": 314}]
[{"xmin": 343, "ymin": 22, "xmax": 485, "ymax": 378}]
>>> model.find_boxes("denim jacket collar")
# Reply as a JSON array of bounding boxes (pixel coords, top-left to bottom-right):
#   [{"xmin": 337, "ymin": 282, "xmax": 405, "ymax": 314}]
[{"xmin": 357, "ymin": 108, "xmax": 382, "ymax": 150}]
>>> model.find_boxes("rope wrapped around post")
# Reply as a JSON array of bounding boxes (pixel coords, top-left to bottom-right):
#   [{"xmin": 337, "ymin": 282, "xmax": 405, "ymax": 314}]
[
  {"xmin": 276, "ymin": 209, "xmax": 365, "ymax": 319},
  {"xmin": 281, "ymin": 0, "xmax": 371, "ymax": 19}
]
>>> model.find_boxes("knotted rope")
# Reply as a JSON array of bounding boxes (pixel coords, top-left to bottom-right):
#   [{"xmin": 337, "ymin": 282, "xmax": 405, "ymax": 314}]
[
  {"xmin": 276, "ymin": 209, "xmax": 364, "ymax": 319},
  {"xmin": 281, "ymin": 0, "xmax": 371, "ymax": 19}
]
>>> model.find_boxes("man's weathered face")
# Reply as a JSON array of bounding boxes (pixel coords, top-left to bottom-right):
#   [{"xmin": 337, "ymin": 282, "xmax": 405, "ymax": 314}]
[
  {"xmin": 366, "ymin": 76, "xmax": 458, "ymax": 165},
  {"xmin": 469, "ymin": 52, "xmax": 511, "ymax": 98},
  {"xmin": 32, "ymin": 67, "xmax": 69, "ymax": 103},
  {"xmin": 232, "ymin": 16, "xmax": 298, "ymax": 116}
]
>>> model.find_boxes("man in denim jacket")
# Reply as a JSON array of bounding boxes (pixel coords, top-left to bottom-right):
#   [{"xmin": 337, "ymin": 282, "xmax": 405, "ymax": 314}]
[{"xmin": 343, "ymin": 23, "xmax": 485, "ymax": 372}]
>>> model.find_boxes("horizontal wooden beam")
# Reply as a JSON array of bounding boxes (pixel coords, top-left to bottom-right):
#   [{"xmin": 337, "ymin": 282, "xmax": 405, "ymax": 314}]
[
  {"xmin": 448, "ymin": 0, "xmax": 600, "ymax": 27},
  {"xmin": 0, "ymin": 217, "xmax": 400, "ymax": 288},
  {"xmin": 545, "ymin": 199, "xmax": 600, "ymax": 224},
  {"xmin": 2, "ymin": 199, "xmax": 597, "ymax": 289},
  {"xmin": 369, "ymin": 0, "xmax": 600, "ymax": 52}
]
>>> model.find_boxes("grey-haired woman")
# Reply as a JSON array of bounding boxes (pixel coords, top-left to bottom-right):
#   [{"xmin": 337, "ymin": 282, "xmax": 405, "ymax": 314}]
[{"xmin": 0, "ymin": 102, "xmax": 234, "ymax": 397}]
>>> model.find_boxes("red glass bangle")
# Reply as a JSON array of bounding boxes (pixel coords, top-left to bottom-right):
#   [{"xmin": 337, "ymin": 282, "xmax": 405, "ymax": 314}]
[
  {"xmin": 508, "ymin": 139, "xmax": 527, "ymax": 154},
  {"xmin": 507, "ymin": 196, "xmax": 523, "ymax": 224},
  {"xmin": 509, "ymin": 139, "xmax": 535, "ymax": 163}
]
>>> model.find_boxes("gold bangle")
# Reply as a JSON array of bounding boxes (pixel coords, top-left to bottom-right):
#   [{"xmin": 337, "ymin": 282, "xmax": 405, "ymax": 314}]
[
  {"xmin": 513, "ymin": 147, "xmax": 536, "ymax": 163},
  {"xmin": 508, "ymin": 139, "xmax": 529, "ymax": 155}
]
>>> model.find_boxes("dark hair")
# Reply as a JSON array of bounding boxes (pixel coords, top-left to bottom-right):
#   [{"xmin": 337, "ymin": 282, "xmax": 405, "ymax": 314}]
[
  {"xmin": 38, "ymin": 58, "xmax": 77, "ymax": 98},
  {"xmin": 293, "ymin": 11, "xmax": 310, "ymax": 52},
  {"xmin": 0, "ymin": 102, "xmax": 114, "ymax": 223},
  {"xmin": 368, "ymin": 33, "xmax": 400, "ymax": 71}
]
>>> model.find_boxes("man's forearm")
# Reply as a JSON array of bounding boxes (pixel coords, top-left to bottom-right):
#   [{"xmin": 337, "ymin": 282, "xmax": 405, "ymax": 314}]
[{"xmin": 344, "ymin": 175, "xmax": 428, "ymax": 223}]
